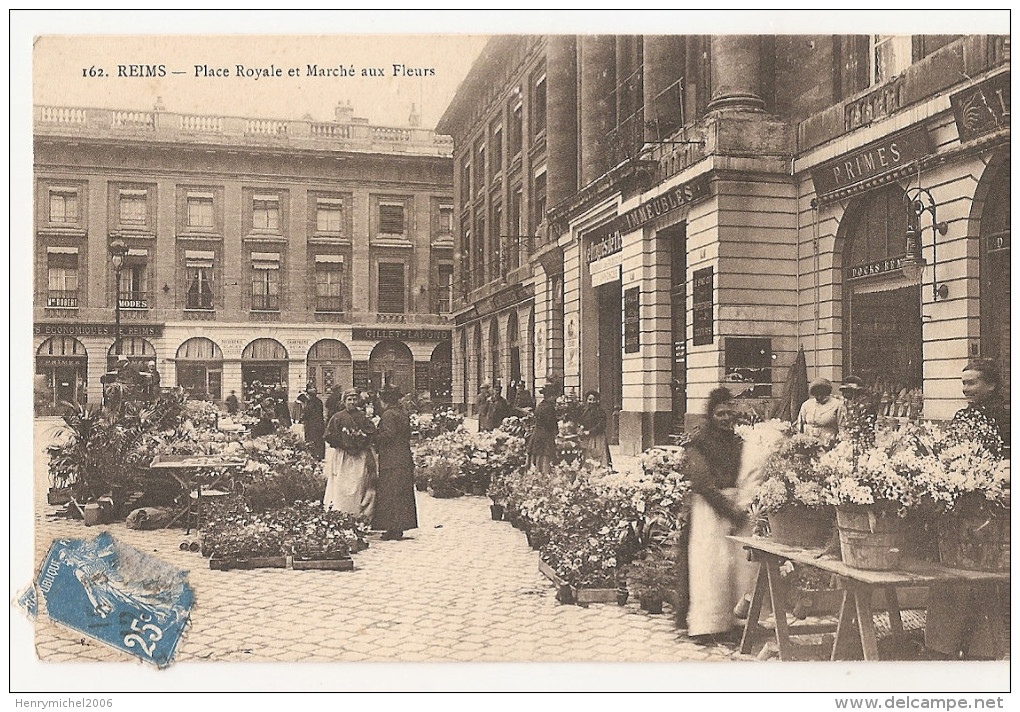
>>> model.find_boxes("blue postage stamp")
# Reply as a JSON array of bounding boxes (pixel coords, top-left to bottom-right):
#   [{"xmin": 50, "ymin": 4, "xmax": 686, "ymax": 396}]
[{"xmin": 34, "ymin": 532, "xmax": 194, "ymax": 668}]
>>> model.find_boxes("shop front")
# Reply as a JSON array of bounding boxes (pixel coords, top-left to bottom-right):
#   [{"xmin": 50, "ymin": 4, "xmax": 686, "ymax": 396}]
[
  {"xmin": 241, "ymin": 338, "xmax": 290, "ymax": 395},
  {"xmin": 175, "ymin": 337, "xmax": 223, "ymax": 401},
  {"xmin": 36, "ymin": 336, "xmax": 88, "ymax": 408},
  {"xmin": 306, "ymin": 338, "xmax": 353, "ymax": 394}
]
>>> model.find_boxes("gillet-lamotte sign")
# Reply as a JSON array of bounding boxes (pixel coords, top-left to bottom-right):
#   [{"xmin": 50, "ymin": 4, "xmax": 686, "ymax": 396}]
[
  {"xmin": 811, "ymin": 127, "xmax": 933, "ymax": 196},
  {"xmin": 351, "ymin": 328, "xmax": 451, "ymax": 342}
]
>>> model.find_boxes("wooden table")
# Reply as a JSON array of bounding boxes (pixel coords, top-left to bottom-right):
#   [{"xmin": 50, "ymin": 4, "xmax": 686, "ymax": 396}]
[
  {"xmin": 728, "ymin": 535, "xmax": 1009, "ymax": 661},
  {"xmin": 149, "ymin": 455, "xmax": 247, "ymax": 533}
]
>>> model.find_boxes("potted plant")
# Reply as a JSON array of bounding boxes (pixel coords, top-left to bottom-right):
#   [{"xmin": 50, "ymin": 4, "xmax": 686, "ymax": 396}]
[
  {"xmin": 624, "ymin": 542, "xmax": 686, "ymax": 616},
  {"xmin": 752, "ymin": 434, "xmax": 834, "ymax": 548}
]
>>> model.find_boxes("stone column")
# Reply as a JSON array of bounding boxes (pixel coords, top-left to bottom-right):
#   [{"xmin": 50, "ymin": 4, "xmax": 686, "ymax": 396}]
[
  {"xmin": 546, "ymin": 35, "xmax": 578, "ymax": 210},
  {"xmin": 643, "ymin": 35, "xmax": 686, "ymax": 139},
  {"xmin": 579, "ymin": 35, "xmax": 617, "ymax": 187},
  {"xmin": 707, "ymin": 35, "xmax": 765, "ymax": 113}
]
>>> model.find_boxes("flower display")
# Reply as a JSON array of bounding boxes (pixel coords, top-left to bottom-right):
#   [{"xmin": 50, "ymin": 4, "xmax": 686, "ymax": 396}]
[
  {"xmin": 410, "ymin": 407, "xmax": 465, "ymax": 441},
  {"xmin": 413, "ymin": 428, "xmax": 528, "ymax": 496},
  {"xmin": 751, "ymin": 433, "xmax": 829, "ymax": 513}
]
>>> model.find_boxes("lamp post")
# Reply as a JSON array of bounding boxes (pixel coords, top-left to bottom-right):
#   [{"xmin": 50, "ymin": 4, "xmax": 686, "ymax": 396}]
[
  {"xmin": 902, "ymin": 188, "xmax": 949, "ymax": 300},
  {"xmin": 110, "ymin": 239, "xmax": 128, "ymax": 357}
]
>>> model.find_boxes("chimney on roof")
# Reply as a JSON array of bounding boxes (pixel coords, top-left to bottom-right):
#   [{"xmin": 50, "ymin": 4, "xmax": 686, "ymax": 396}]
[
  {"xmin": 334, "ymin": 100, "xmax": 354, "ymax": 124},
  {"xmin": 408, "ymin": 103, "xmax": 421, "ymax": 128}
]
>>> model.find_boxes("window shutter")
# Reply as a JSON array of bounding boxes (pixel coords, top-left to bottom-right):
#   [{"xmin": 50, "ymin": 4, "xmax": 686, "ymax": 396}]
[
  {"xmin": 377, "ymin": 263, "xmax": 405, "ymax": 313},
  {"xmin": 380, "ymin": 203, "xmax": 405, "ymax": 234}
]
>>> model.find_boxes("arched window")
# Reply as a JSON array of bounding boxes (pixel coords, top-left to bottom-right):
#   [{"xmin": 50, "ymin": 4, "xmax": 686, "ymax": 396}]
[
  {"xmin": 368, "ymin": 340, "xmax": 414, "ymax": 394},
  {"xmin": 430, "ymin": 341, "xmax": 452, "ymax": 403},
  {"xmin": 841, "ymin": 186, "xmax": 923, "ymax": 410},
  {"xmin": 36, "ymin": 336, "xmax": 88, "ymax": 407},
  {"xmin": 506, "ymin": 312, "xmax": 521, "ymax": 405},
  {"xmin": 176, "ymin": 337, "xmax": 223, "ymax": 400},
  {"xmin": 306, "ymin": 339, "xmax": 353, "ymax": 393},
  {"xmin": 106, "ymin": 336, "xmax": 156, "ymax": 372},
  {"xmin": 241, "ymin": 338, "xmax": 289, "ymax": 394}
]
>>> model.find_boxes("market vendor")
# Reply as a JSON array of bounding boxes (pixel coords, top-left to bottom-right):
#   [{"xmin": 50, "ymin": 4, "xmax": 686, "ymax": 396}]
[
  {"xmin": 796, "ymin": 378, "xmax": 844, "ymax": 446},
  {"xmin": 925, "ymin": 360, "xmax": 1010, "ymax": 660}
]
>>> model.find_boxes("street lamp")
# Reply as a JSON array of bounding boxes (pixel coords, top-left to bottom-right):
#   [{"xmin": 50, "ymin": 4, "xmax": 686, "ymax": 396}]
[
  {"xmin": 902, "ymin": 187, "xmax": 949, "ymax": 300},
  {"xmin": 110, "ymin": 239, "xmax": 128, "ymax": 356}
]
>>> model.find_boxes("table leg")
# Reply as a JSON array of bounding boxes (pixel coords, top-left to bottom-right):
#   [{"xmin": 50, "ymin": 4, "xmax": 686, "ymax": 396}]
[
  {"xmin": 832, "ymin": 588, "xmax": 862, "ymax": 661},
  {"xmin": 884, "ymin": 586, "xmax": 904, "ymax": 637},
  {"xmin": 853, "ymin": 583, "xmax": 881, "ymax": 661},
  {"xmin": 764, "ymin": 556, "xmax": 793, "ymax": 661},
  {"xmin": 739, "ymin": 563, "xmax": 769, "ymax": 655}
]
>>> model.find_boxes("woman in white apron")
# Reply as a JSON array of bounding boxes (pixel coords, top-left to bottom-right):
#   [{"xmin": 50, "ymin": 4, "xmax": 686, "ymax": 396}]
[{"xmin": 323, "ymin": 388, "xmax": 377, "ymax": 520}]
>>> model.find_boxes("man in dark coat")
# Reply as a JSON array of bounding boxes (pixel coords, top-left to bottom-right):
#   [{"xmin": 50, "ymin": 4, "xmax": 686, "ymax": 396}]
[
  {"xmin": 274, "ymin": 385, "xmax": 292, "ymax": 428},
  {"xmin": 325, "ymin": 385, "xmax": 344, "ymax": 422},
  {"xmin": 225, "ymin": 390, "xmax": 240, "ymax": 414},
  {"xmin": 527, "ymin": 383, "xmax": 560, "ymax": 473},
  {"xmin": 489, "ymin": 385, "xmax": 512, "ymax": 430},
  {"xmin": 372, "ymin": 386, "xmax": 418, "ymax": 540},
  {"xmin": 299, "ymin": 385, "xmax": 326, "ymax": 460}
]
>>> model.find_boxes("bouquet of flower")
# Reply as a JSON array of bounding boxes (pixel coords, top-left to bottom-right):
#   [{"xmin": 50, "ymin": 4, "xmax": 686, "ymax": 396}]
[
  {"xmin": 913, "ymin": 438, "xmax": 1010, "ymax": 513},
  {"xmin": 338, "ymin": 426, "xmax": 371, "ymax": 454},
  {"xmin": 818, "ymin": 438, "xmax": 923, "ymax": 513},
  {"xmin": 752, "ymin": 433, "xmax": 829, "ymax": 513}
]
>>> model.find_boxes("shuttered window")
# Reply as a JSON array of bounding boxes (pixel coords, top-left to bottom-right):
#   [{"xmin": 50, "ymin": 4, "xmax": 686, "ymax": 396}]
[
  {"xmin": 379, "ymin": 203, "xmax": 405, "ymax": 235},
  {"xmin": 377, "ymin": 262, "xmax": 405, "ymax": 313}
]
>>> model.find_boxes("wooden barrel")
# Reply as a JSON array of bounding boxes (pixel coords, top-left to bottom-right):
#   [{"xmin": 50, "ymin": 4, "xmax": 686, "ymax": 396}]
[
  {"xmin": 938, "ymin": 500, "xmax": 1010, "ymax": 572},
  {"xmin": 768, "ymin": 506, "xmax": 834, "ymax": 548},
  {"xmin": 836, "ymin": 505, "xmax": 903, "ymax": 571}
]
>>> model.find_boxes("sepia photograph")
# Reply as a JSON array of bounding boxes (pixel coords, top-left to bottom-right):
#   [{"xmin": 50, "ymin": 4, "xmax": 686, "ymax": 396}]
[{"xmin": 10, "ymin": 9, "xmax": 1011, "ymax": 702}]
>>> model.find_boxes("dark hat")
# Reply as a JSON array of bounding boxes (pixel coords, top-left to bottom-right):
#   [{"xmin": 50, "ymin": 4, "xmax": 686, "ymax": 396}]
[{"xmin": 840, "ymin": 376, "xmax": 865, "ymax": 391}]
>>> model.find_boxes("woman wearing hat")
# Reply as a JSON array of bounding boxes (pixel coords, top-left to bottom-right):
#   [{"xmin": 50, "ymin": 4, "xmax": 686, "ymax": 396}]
[
  {"xmin": 796, "ymin": 378, "xmax": 844, "ymax": 446},
  {"xmin": 577, "ymin": 390, "xmax": 612, "ymax": 467},
  {"xmin": 323, "ymin": 388, "xmax": 378, "ymax": 519},
  {"xmin": 528, "ymin": 382, "xmax": 560, "ymax": 474},
  {"xmin": 372, "ymin": 386, "xmax": 418, "ymax": 540}
]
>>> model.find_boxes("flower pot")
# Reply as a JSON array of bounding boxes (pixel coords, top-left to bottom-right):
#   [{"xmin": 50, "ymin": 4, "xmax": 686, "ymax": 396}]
[
  {"xmin": 555, "ymin": 583, "xmax": 575, "ymax": 604},
  {"xmin": 768, "ymin": 506, "xmax": 834, "ymax": 549},
  {"xmin": 938, "ymin": 499, "xmax": 1010, "ymax": 572},
  {"xmin": 415, "ymin": 481, "xmax": 428, "ymax": 492},
  {"xmin": 616, "ymin": 588, "xmax": 629, "ymax": 606},
  {"xmin": 835, "ymin": 505, "xmax": 904, "ymax": 571},
  {"xmin": 639, "ymin": 595, "xmax": 664, "ymax": 615},
  {"xmin": 490, "ymin": 503, "xmax": 505, "ymax": 521}
]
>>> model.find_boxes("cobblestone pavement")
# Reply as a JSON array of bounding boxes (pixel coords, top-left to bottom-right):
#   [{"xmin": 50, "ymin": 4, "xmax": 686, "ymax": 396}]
[{"xmin": 26, "ymin": 419, "xmax": 748, "ymax": 665}]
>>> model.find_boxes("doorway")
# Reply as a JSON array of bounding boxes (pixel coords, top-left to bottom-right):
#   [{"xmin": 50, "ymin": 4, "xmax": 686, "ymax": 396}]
[{"xmin": 596, "ymin": 280, "xmax": 622, "ymax": 445}]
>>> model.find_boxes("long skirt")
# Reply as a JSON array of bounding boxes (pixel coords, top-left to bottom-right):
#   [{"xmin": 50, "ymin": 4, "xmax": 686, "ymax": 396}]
[
  {"xmin": 323, "ymin": 447, "xmax": 376, "ymax": 520},
  {"xmin": 580, "ymin": 432, "xmax": 612, "ymax": 467},
  {"xmin": 686, "ymin": 490, "xmax": 756, "ymax": 636}
]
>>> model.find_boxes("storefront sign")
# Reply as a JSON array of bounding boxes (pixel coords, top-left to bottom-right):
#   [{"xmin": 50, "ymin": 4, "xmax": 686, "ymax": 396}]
[
  {"xmin": 37, "ymin": 357, "xmax": 86, "ymax": 366},
  {"xmin": 33, "ymin": 322, "xmax": 164, "ymax": 337},
  {"xmin": 617, "ymin": 175, "xmax": 710, "ymax": 233},
  {"xmin": 584, "ymin": 175, "xmax": 710, "ymax": 266},
  {"xmin": 623, "ymin": 286, "xmax": 640, "ymax": 353},
  {"xmin": 413, "ymin": 362, "xmax": 431, "ymax": 394},
  {"xmin": 46, "ymin": 296, "xmax": 78, "ymax": 308},
  {"xmin": 951, "ymin": 72, "xmax": 1010, "ymax": 143},
  {"xmin": 811, "ymin": 127, "xmax": 933, "ymax": 195},
  {"xmin": 118, "ymin": 297, "xmax": 149, "ymax": 310},
  {"xmin": 591, "ymin": 264, "xmax": 621, "ymax": 288},
  {"xmin": 352, "ymin": 361, "xmax": 371, "ymax": 389},
  {"xmin": 351, "ymin": 328, "xmax": 451, "ymax": 342},
  {"xmin": 475, "ymin": 283, "xmax": 532, "ymax": 317},
  {"xmin": 692, "ymin": 267, "xmax": 714, "ymax": 346},
  {"xmin": 846, "ymin": 256, "xmax": 905, "ymax": 280}
]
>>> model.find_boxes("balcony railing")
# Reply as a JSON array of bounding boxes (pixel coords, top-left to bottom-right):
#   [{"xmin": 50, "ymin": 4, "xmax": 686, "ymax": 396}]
[
  {"xmin": 46, "ymin": 290, "xmax": 78, "ymax": 308},
  {"xmin": 315, "ymin": 295, "xmax": 344, "ymax": 313},
  {"xmin": 185, "ymin": 292, "xmax": 214, "ymax": 310},
  {"xmin": 251, "ymin": 294, "xmax": 280, "ymax": 311},
  {"xmin": 35, "ymin": 105, "xmax": 453, "ymax": 157}
]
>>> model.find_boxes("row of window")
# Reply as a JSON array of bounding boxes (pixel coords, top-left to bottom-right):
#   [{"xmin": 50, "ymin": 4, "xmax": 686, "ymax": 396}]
[
  {"xmin": 43, "ymin": 185, "xmax": 454, "ymax": 239},
  {"xmin": 44, "ymin": 249, "xmax": 454, "ymax": 315}
]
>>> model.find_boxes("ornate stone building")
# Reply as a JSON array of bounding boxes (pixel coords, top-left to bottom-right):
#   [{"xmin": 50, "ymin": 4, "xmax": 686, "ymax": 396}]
[
  {"xmin": 34, "ymin": 101, "xmax": 455, "ymax": 408},
  {"xmin": 440, "ymin": 34, "xmax": 1009, "ymax": 452}
]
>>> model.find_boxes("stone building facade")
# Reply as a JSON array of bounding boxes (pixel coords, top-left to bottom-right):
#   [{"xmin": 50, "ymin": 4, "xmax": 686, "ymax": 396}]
[
  {"xmin": 440, "ymin": 34, "xmax": 1010, "ymax": 452},
  {"xmin": 34, "ymin": 102, "xmax": 455, "ymax": 409}
]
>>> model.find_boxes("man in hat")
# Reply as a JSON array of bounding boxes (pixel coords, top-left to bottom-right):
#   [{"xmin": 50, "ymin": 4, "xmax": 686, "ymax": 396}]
[
  {"xmin": 476, "ymin": 381, "xmax": 494, "ymax": 431},
  {"xmin": 796, "ymin": 377, "xmax": 843, "ymax": 446},
  {"xmin": 527, "ymin": 382, "xmax": 560, "ymax": 473}
]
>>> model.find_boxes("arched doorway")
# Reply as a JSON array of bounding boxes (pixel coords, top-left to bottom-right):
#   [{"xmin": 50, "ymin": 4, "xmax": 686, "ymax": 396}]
[
  {"xmin": 506, "ymin": 312, "xmax": 522, "ymax": 405},
  {"xmin": 430, "ymin": 341, "xmax": 452, "ymax": 404},
  {"xmin": 489, "ymin": 316, "xmax": 502, "ymax": 392},
  {"xmin": 241, "ymin": 338, "xmax": 289, "ymax": 393},
  {"xmin": 306, "ymin": 339, "xmax": 353, "ymax": 393},
  {"xmin": 840, "ymin": 186, "xmax": 923, "ymax": 404},
  {"xmin": 36, "ymin": 336, "xmax": 88, "ymax": 406},
  {"xmin": 176, "ymin": 337, "xmax": 223, "ymax": 400},
  {"xmin": 106, "ymin": 336, "xmax": 156, "ymax": 372},
  {"xmin": 979, "ymin": 158, "xmax": 1010, "ymax": 397},
  {"xmin": 368, "ymin": 340, "xmax": 414, "ymax": 394}
]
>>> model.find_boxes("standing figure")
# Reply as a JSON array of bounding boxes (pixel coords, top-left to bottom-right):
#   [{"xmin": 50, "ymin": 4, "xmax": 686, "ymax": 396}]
[
  {"xmin": 323, "ymin": 389, "xmax": 378, "ymax": 520},
  {"xmin": 225, "ymin": 390, "xmax": 239, "ymax": 415},
  {"xmin": 577, "ymin": 390, "xmax": 612, "ymax": 467},
  {"xmin": 489, "ymin": 385, "xmax": 512, "ymax": 431},
  {"xmin": 372, "ymin": 387, "xmax": 418, "ymax": 540},
  {"xmin": 300, "ymin": 384, "xmax": 326, "ymax": 460},
  {"xmin": 249, "ymin": 398, "xmax": 278, "ymax": 438},
  {"xmin": 686, "ymin": 387, "xmax": 757, "ymax": 645},
  {"xmin": 274, "ymin": 385, "xmax": 292, "ymax": 428},
  {"xmin": 527, "ymin": 383, "xmax": 559, "ymax": 474},
  {"xmin": 476, "ymin": 382, "xmax": 494, "ymax": 431},
  {"xmin": 513, "ymin": 386, "xmax": 535, "ymax": 413},
  {"xmin": 145, "ymin": 361, "xmax": 161, "ymax": 399},
  {"xmin": 796, "ymin": 378, "xmax": 844, "ymax": 446},
  {"xmin": 325, "ymin": 385, "xmax": 344, "ymax": 423},
  {"xmin": 925, "ymin": 360, "xmax": 1009, "ymax": 660}
]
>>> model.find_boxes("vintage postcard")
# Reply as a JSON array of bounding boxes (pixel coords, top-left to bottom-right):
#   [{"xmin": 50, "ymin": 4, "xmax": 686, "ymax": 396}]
[{"xmin": 11, "ymin": 9, "xmax": 1011, "ymax": 702}]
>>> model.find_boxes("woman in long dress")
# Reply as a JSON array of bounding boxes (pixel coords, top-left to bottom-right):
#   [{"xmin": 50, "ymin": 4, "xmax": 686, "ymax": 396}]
[
  {"xmin": 323, "ymin": 388, "xmax": 377, "ymax": 520},
  {"xmin": 577, "ymin": 390, "xmax": 612, "ymax": 467},
  {"xmin": 686, "ymin": 387, "xmax": 758, "ymax": 644},
  {"xmin": 527, "ymin": 383, "xmax": 559, "ymax": 474},
  {"xmin": 372, "ymin": 386, "xmax": 418, "ymax": 540},
  {"xmin": 299, "ymin": 384, "xmax": 326, "ymax": 460}
]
